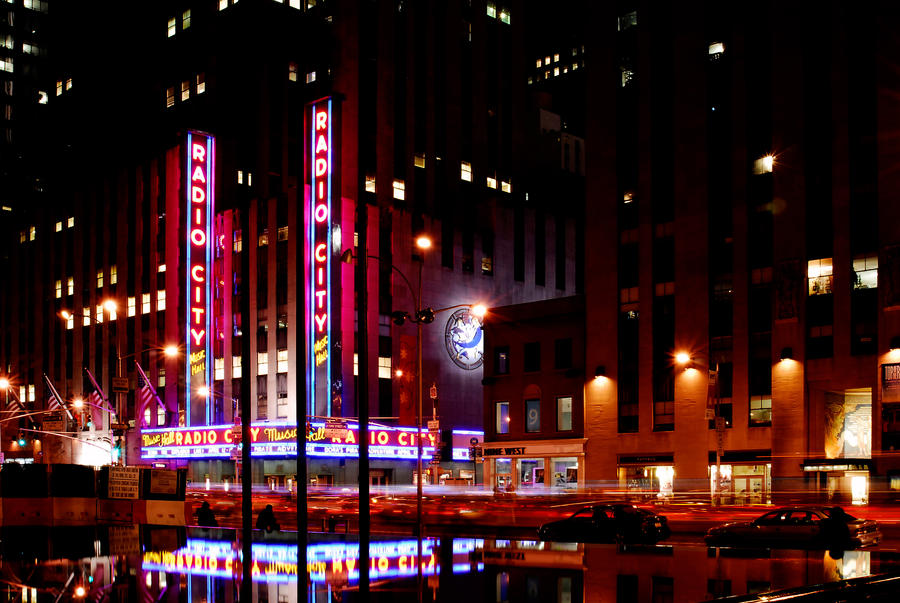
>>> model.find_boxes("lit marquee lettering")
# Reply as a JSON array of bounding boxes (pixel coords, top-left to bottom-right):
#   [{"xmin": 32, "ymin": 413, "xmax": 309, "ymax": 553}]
[
  {"xmin": 307, "ymin": 97, "xmax": 341, "ymax": 417},
  {"xmin": 185, "ymin": 132, "xmax": 215, "ymax": 426}
]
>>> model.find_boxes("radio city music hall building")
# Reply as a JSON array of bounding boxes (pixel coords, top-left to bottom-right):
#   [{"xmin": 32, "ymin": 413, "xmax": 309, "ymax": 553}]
[{"xmin": 0, "ymin": 1, "xmax": 581, "ymax": 485}]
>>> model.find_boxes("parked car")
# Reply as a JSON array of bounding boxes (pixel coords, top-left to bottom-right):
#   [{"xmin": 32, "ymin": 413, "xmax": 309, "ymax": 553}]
[
  {"xmin": 704, "ymin": 507, "xmax": 882, "ymax": 549},
  {"xmin": 537, "ymin": 504, "xmax": 670, "ymax": 543}
]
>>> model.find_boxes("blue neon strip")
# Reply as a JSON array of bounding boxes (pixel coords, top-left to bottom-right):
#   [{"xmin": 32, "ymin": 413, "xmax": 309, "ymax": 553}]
[
  {"xmin": 185, "ymin": 132, "xmax": 193, "ymax": 427},
  {"xmin": 325, "ymin": 98, "xmax": 332, "ymax": 419}
]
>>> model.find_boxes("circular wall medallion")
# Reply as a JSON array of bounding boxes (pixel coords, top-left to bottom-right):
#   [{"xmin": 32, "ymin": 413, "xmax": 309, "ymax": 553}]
[{"xmin": 444, "ymin": 308, "xmax": 484, "ymax": 370}]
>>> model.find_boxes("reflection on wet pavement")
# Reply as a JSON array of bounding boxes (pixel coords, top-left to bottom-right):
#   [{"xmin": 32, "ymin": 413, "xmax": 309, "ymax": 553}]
[{"xmin": 3, "ymin": 526, "xmax": 900, "ymax": 601}]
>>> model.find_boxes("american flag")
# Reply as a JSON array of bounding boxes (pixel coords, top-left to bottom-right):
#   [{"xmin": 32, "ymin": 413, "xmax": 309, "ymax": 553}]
[
  {"xmin": 4, "ymin": 386, "xmax": 26, "ymax": 414},
  {"xmin": 43, "ymin": 373, "xmax": 73, "ymax": 420},
  {"xmin": 135, "ymin": 361, "xmax": 167, "ymax": 427}
]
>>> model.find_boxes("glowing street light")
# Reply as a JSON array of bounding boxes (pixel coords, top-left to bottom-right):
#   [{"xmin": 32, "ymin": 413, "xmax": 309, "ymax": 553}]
[
  {"xmin": 471, "ymin": 303, "xmax": 487, "ymax": 319},
  {"xmin": 415, "ymin": 235, "xmax": 432, "ymax": 250},
  {"xmin": 675, "ymin": 352, "xmax": 692, "ymax": 366}
]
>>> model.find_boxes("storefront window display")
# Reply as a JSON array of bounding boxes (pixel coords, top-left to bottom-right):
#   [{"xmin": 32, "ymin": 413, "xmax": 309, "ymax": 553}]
[
  {"xmin": 550, "ymin": 457, "xmax": 578, "ymax": 489},
  {"xmin": 709, "ymin": 463, "xmax": 771, "ymax": 501},
  {"xmin": 496, "ymin": 458, "xmax": 512, "ymax": 490},
  {"xmin": 518, "ymin": 458, "xmax": 544, "ymax": 488},
  {"xmin": 618, "ymin": 464, "xmax": 674, "ymax": 498}
]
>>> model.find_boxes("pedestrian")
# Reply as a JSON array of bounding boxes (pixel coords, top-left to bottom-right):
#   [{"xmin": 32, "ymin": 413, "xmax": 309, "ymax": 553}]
[
  {"xmin": 256, "ymin": 504, "xmax": 280, "ymax": 532},
  {"xmin": 195, "ymin": 501, "xmax": 218, "ymax": 527}
]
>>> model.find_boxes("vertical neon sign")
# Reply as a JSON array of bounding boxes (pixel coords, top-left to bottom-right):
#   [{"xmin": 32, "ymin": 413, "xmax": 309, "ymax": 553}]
[
  {"xmin": 307, "ymin": 98, "xmax": 340, "ymax": 418},
  {"xmin": 185, "ymin": 131, "xmax": 215, "ymax": 426}
]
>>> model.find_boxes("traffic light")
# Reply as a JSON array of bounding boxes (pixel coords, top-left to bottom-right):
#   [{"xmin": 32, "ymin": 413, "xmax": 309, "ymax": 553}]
[
  {"xmin": 16, "ymin": 432, "xmax": 26, "ymax": 447},
  {"xmin": 306, "ymin": 422, "xmax": 316, "ymax": 438}
]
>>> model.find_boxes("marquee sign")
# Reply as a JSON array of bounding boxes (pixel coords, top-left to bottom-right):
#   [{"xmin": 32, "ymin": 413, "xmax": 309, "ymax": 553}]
[
  {"xmin": 140, "ymin": 422, "xmax": 483, "ymax": 461},
  {"xmin": 185, "ymin": 131, "xmax": 215, "ymax": 426},
  {"xmin": 307, "ymin": 97, "xmax": 341, "ymax": 418}
]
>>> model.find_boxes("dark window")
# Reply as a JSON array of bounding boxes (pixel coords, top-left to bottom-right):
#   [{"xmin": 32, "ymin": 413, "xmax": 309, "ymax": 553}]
[
  {"xmin": 617, "ymin": 575, "xmax": 638, "ymax": 603},
  {"xmin": 494, "ymin": 346, "xmax": 509, "ymax": 375},
  {"xmin": 524, "ymin": 342, "xmax": 540, "ymax": 373},
  {"xmin": 554, "ymin": 338, "xmax": 573, "ymax": 369}
]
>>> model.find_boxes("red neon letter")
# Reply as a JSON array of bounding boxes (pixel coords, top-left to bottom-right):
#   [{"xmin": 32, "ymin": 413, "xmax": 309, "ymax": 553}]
[
  {"xmin": 315, "ymin": 243, "xmax": 327, "ymax": 262},
  {"xmin": 316, "ymin": 111, "xmax": 327, "ymax": 130},
  {"xmin": 192, "ymin": 143, "xmax": 206, "ymax": 162},
  {"xmin": 191, "ymin": 266, "xmax": 206, "ymax": 282},
  {"xmin": 191, "ymin": 228, "xmax": 206, "ymax": 246}
]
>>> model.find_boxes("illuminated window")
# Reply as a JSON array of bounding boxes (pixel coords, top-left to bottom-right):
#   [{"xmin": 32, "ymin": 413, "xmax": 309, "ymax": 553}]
[
  {"xmin": 66, "ymin": 78, "xmax": 73, "ymax": 91},
  {"xmin": 621, "ymin": 68, "xmax": 634, "ymax": 87},
  {"xmin": 460, "ymin": 161, "xmax": 472, "ymax": 182},
  {"xmin": 495, "ymin": 401, "xmax": 509, "ymax": 434},
  {"xmin": 95, "ymin": 305, "xmax": 104, "ymax": 323},
  {"xmin": 157, "ymin": 290, "xmax": 166, "ymax": 311},
  {"xmin": 808, "ymin": 258, "xmax": 833, "ymax": 296},
  {"xmin": 54, "ymin": 280, "xmax": 61, "ymax": 299},
  {"xmin": 182, "ymin": 9, "xmax": 191, "ymax": 29},
  {"xmin": 535, "ymin": 59, "xmax": 541, "ymax": 68},
  {"xmin": 27, "ymin": 385, "xmax": 35, "ymax": 402},
  {"xmin": 617, "ymin": 10, "xmax": 638, "ymax": 31},
  {"xmin": 258, "ymin": 230, "xmax": 268, "ymax": 246},
  {"xmin": 158, "ymin": 264, "xmax": 166, "ymax": 273},
  {"xmin": 110, "ymin": 265, "xmax": 117, "ymax": 285},
  {"xmin": 65, "ymin": 313, "xmax": 73, "ymax": 330},
  {"xmin": 501, "ymin": 180, "xmax": 512, "ymax": 194},
  {"xmin": 141, "ymin": 293, "xmax": 151, "ymax": 314},
  {"xmin": 67, "ymin": 277, "xmax": 74, "ymax": 295},
  {"xmin": 277, "ymin": 349, "xmax": 288, "ymax": 373},
  {"xmin": 19, "ymin": 231, "xmax": 25, "ymax": 243},
  {"xmin": 96, "ymin": 270, "xmax": 103, "ymax": 288},
  {"xmin": 553, "ymin": 67, "xmax": 560, "ymax": 76},
  {"xmin": 378, "ymin": 356, "xmax": 391, "ymax": 379},
  {"xmin": 83, "ymin": 307, "xmax": 91, "ymax": 326},
  {"xmin": 166, "ymin": 87, "xmax": 175, "ymax": 108},
  {"xmin": 557, "ymin": 396, "xmax": 573, "ymax": 431},
  {"xmin": 486, "ymin": 2, "xmax": 497, "ymax": 18},
  {"xmin": 750, "ymin": 395, "xmax": 772, "ymax": 426},
  {"xmin": 572, "ymin": 62, "xmax": 578, "ymax": 70},
  {"xmin": 68, "ymin": 216, "xmax": 74, "ymax": 228},
  {"xmin": 181, "ymin": 80, "xmax": 190, "ymax": 101},
  {"xmin": 852, "ymin": 255, "xmax": 878, "ymax": 289},
  {"xmin": 237, "ymin": 170, "xmax": 243, "ymax": 184},
  {"xmin": 414, "ymin": 152, "xmax": 426, "ymax": 168},
  {"xmin": 392, "ymin": 179, "xmax": 405, "ymax": 201},
  {"xmin": 708, "ymin": 42, "xmax": 725, "ymax": 59},
  {"xmin": 365, "ymin": 174, "xmax": 376, "ymax": 193},
  {"xmin": 196, "ymin": 73, "xmax": 205, "ymax": 94},
  {"xmin": 24, "ymin": 0, "xmax": 47, "ymax": 12},
  {"xmin": 527, "ymin": 76, "xmax": 533, "ymax": 85},
  {"xmin": 108, "ymin": 307, "xmax": 117, "ymax": 321},
  {"xmin": 277, "ymin": 226, "xmax": 288, "ymax": 242},
  {"xmin": 18, "ymin": 386, "xmax": 25, "ymax": 404},
  {"xmin": 28, "ymin": 226, "xmax": 35, "ymax": 241},
  {"xmin": 219, "ymin": 0, "xmax": 228, "ymax": 10},
  {"xmin": 486, "ymin": 176, "xmax": 497, "ymax": 189},
  {"xmin": 0, "ymin": 34, "xmax": 11, "ymax": 50},
  {"xmin": 215, "ymin": 357, "xmax": 225, "ymax": 381},
  {"xmin": 499, "ymin": 9, "xmax": 510, "ymax": 24},
  {"xmin": 257, "ymin": 352, "xmax": 269, "ymax": 376},
  {"xmin": 127, "ymin": 297, "xmax": 136, "ymax": 317},
  {"xmin": 248, "ymin": 172, "xmax": 252, "ymax": 186},
  {"xmin": 285, "ymin": 62, "xmax": 298, "ymax": 82},
  {"xmin": 167, "ymin": 17, "xmax": 176, "ymax": 37},
  {"xmin": 55, "ymin": 221, "xmax": 62, "ymax": 232},
  {"xmin": 306, "ymin": 71, "xmax": 316, "ymax": 84},
  {"xmin": 0, "ymin": 58, "xmax": 11, "ymax": 73},
  {"xmin": 56, "ymin": 80, "xmax": 63, "ymax": 96},
  {"xmin": 754, "ymin": 155, "xmax": 774, "ymax": 174},
  {"xmin": 554, "ymin": 53, "xmax": 560, "ymax": 62},
  {"xmin": 233, "ymin": 355, "xmax": 242, "ymax": 378},
  {"xmin": 233, "ymin": 230, "xmax": 243, "ymax": 252},
  {"xmin": 353, "ymin": 353, "xmax": 358, "ymax": 376}
]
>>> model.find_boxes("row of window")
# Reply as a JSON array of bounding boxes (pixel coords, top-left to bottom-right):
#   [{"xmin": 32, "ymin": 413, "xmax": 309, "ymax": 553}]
[
  {"xmin": 492, "ymin": 339, "xmax": 573, "ymax": 376},
  {"xmin": 166, "ymin": 9, "xmax": 191, "ymax": 38},
  {"xmin": 364, "ymin": 165, "xmax": 512, "ymax": 198},
  {"xmin": 494, "ymin": 396, "xmax": 573, "ymax": 434},
  {"xmin": 808, "ymin": 256, "xmax": 878, "ymax": 295},
  {"xmin": 485, "ymin": 3, "xmax": 510, "ymax": 24},
  {"xmin": 165, "ymin": 74, "xmax": 206, "ymax": 108}
]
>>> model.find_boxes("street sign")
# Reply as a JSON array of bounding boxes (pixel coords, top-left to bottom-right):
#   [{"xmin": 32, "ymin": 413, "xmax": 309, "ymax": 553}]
[
  {"xmin": 42, "ymin": 410, "xmax": 65, "ymax": 432},
  {"xmin": 108, "ymin": 466, "xmax": 140, "ymax": 499},
  {"xmin": 111, "ymin": 377, "xmax": 129, "ymax": 393},
  {"xmin": 110, "ymin": 422, "xmax": 130, "ymax": 431},
  {"xmin": 231, "ymin": 426, "xmax": 242, "ymax": 442},
  {"xmin": 324, "ymin": 418, "xmax": 348, "ymax": 439},
  {"xmin": 230, "ymin": 447, "xmax": 241, "ymax": 460},
  {"xmin": 427, "ymin": 419, "xmax": 440, "ymax": 432}
]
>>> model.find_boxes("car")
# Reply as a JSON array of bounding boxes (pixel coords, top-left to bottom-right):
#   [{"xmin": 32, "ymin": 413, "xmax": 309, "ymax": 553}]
[
  {"xmin": 537, "ymin": 504, "xmax": 671, "ymax": 543},
  {"xmin": 704, "ymin": 506, "xmax": 882, "ymax": 549}
]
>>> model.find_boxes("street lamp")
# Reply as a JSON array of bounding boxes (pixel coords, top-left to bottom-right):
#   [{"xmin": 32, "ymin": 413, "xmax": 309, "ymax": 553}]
[{"xmin": 341, "ymin": 237, "xmax": 488, "ymax": 541}]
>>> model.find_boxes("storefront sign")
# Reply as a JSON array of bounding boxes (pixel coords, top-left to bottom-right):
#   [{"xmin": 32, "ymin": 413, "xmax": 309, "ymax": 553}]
[
  {"xmin": 618, "ymin": 454, "xmax": 674, "ymax": 465},
  {"xmin": 306, "ymin": 98, "xmax": 341, "ymax": 418},
  {"xmin": 185, "ymin": 131, "xmax": 215, "ymax": 426},
  {"xmin": 482, "ymin": 447, "xmax": 526, "ymax": 457},
  {"xmin": 882, "ymin": 363, "xmax": 900, "ymax": 403},
  {"xmin": 140, "ymin": 423, "xmax": 483, "ymax": 461}
]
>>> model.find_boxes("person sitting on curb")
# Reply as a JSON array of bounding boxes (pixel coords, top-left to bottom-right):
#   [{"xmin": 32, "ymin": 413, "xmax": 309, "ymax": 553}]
[{"xmin": 256, "ymin": 504, "xmax": 281, "ymax": 532}]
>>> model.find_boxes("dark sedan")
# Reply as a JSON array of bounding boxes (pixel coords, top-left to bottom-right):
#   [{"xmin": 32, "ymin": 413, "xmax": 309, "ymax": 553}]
[
  {"xmin": 537, "ymin": 504, "xmax": 670, "ymax": 543},
  {"xmin": 704, "ymin": 507, "xmax": 881, "ymax": 549}
]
